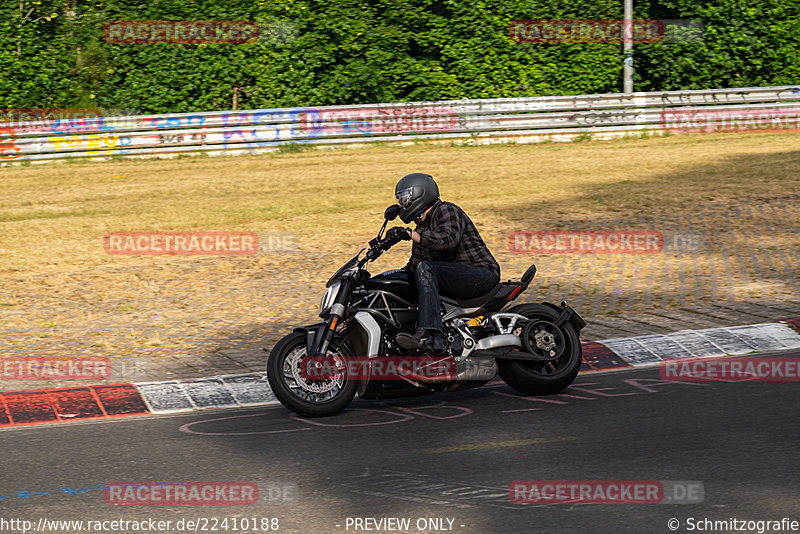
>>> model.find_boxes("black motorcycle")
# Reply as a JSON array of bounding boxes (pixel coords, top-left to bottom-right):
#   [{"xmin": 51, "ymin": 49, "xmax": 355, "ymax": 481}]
[{"xmin": 266, "ymin": 205, "xmax": 586, "ymax": 417}]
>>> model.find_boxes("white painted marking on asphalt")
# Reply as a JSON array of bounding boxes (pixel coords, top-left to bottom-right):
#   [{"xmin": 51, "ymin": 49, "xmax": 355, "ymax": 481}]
[
  {"xmin": 599, "ymin": 337, "xmax": 661, "ymax": 365},
  {"xmin": 726, "ymin": 324, "xmax": 789, "ymax": 351},
  {"xmin": 691, "ymin": 328, "xmax": 756, "ymax": 355},
  {"xmin": 179, "ymin": 412, "xmax": 312, "ymax": 436},
  {"xmin": 181, "ymin": 378, "xmax": 239, "ymax": 409},
  {"xmin": 135, "ymin": 381, "xmax": 196, "ymax": 413},
  {"xmin": 666, "ymin": 331, "xmax": 726, "ymax": 358},
  {"xmin": 751, "ymin": 323, "xmax": 800, "ymax": 349},
  {"xmin": 221, "ymin": 373, "xmax": 278, "ymax": 406},
  {"xmin": 634, "ymin": 334, "xmax": 694, "ymax": 360}
]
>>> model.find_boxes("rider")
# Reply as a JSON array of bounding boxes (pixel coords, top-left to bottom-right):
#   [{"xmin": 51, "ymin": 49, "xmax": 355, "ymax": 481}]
[{"xmin": 386, "ymin": 173, "xmax": 501, "ymax": 354}]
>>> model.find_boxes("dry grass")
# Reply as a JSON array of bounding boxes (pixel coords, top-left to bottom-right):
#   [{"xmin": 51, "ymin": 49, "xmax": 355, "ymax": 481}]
[
  {"xmin": 1, "ymin": 131, "xmax": 799, "ymax": 274},
  {"xmin": 1, "ymin": 131, "xmax": 799, "ymax": 376}
]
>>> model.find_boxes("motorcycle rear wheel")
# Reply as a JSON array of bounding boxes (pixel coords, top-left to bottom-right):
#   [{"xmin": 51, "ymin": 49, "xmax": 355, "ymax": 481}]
[
  {"xmin": 267, "ymin": 331, "xmax": 357, "ymax": 417},
  {"xmin": 497, "ymin": 303, "xmax": 582, "ymax": 396}
]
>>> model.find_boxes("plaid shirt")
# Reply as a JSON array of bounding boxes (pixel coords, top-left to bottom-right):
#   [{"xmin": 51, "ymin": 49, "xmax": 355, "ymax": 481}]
[{"xmin": 405, "ymin": 200, "xmax": 500, "ymax": 278}]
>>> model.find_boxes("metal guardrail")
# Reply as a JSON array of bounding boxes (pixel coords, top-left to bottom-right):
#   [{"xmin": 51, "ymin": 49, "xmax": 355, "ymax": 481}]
[{"xmin": 2, "ymin": 85, "xmax": 799, "ymax": 162}]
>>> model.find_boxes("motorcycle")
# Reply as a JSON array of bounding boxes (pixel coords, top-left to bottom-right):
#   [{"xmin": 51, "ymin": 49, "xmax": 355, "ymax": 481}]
[{"xmin": 266, "ymin": 205, "xmax": 587, "ymax": 417}]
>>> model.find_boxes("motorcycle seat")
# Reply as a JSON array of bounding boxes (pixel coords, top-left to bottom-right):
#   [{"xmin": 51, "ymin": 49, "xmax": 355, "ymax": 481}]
[{"xmin": 440, "ymin": 283, "xmax": 520, "ymax": 309}]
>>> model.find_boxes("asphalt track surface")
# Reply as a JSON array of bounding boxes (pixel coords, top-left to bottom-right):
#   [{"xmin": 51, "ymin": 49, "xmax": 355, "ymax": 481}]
[{"xmin": 1, "ymin": 351, "xmax": 798, "ymax": 534}]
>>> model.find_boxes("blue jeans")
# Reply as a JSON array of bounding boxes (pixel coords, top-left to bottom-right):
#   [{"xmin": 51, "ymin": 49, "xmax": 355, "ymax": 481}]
[{"xmin": 415, "ymin": 261, "xmax": 500, "ymax": 332}]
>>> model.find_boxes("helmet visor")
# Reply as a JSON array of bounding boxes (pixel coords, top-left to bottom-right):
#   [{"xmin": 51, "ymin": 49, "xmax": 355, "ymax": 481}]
[{"xmin": 396, "ymin": 187, "xmax": 414, "ymax": 208}]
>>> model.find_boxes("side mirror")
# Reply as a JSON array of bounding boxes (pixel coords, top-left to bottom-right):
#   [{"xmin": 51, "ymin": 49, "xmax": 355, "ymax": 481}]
[{"xmin": 384, "ymin": 204, "xmax": 401, "ymax": 221}]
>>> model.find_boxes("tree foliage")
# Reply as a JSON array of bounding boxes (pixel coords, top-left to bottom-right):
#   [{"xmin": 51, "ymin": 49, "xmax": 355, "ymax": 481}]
[{"xmin": 1, "ymin": 0, "xmax": 798, "ymax": 113}]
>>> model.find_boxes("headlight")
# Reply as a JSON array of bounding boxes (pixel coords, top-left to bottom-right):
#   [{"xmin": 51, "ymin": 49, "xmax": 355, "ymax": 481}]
[{"xmin": 319, "ymin": 282, "xmax": 341, "ymax": 318}]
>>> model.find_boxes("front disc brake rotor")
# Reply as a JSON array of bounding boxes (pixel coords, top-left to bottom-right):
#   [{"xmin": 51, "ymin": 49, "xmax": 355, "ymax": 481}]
[{"xmin": 286, "ymin": 347, "xmax": 344, "ymax": 394}]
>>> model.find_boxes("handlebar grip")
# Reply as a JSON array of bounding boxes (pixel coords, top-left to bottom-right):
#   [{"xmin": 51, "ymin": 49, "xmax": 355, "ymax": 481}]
[
  {"xmin": 365, "ymin": 235, "xmax": 401, "ymax": 262},
  {"xmin": 382, "ymin": 236, "xmax": 401, "ymax": 250}
]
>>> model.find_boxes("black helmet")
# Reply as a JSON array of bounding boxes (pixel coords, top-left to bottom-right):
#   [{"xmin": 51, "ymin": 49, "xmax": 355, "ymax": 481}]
[{"xmin": 395, "ymin": 173, "xmax": 439, "ymax": 224}]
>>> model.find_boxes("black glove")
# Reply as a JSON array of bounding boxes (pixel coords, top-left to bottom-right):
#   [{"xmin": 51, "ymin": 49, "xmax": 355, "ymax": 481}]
[{"xmin": 386, "ymin": 226, "xmax": 412, "ymax": 242}]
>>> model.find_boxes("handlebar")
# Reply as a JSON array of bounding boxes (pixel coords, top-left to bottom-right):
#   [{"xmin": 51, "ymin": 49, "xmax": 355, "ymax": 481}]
[{"xmin": 363, "ymin": 233, "xmax": 402, "ymax": 263}]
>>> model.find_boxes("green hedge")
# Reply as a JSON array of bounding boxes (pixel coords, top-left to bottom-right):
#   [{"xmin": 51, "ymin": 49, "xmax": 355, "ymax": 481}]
[{"xmin": 1, "ymin": 0, "xmax": 798, "ymax": 113}]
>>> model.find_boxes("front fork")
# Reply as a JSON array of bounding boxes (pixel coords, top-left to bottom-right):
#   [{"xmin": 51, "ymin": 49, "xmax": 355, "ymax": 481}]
[{"xmin": 311, "ymin": 276, "xmax": 354, "ymax": 356}]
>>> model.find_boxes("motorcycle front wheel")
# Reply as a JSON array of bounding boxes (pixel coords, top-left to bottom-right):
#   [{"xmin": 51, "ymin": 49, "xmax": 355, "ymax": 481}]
[{"xmin": 267, "ymin": 331, "xmax": 357, "ymax": 417}]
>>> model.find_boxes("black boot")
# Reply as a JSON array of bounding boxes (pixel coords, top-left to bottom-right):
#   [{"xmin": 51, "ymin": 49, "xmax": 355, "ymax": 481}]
[
  {"xmin": 420, "ymin": 330, "xmax": 447, "ymax": 355},
  {"xmin": 396, "ymin": 327, "xmax": 426, "ymax": 350}
]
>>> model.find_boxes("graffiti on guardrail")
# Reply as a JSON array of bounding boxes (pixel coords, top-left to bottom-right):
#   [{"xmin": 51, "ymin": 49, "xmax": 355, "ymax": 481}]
[
  {"xmin": 143, "ymin": 132, "xmax": 209, "ymax": 145},
  {"xmin": 294, "ymin": 106, "xmax": 458, "ymax": 137},
  {"xmin": 777, "ymin": 87, "xmax": 800, "ymax": 99},
  {"xmin": 570, "ymin": 93, "xmax": 638, "ymax": 109},
  {"xmin": 4, "ymin": 87, "xmax": 799, "ymax": 162},
  {"xmin": 48, "ymin": 134, "xmax": 132, "ymax": 155},
  {"xmin": 569, "ymin": 110, "xmax": 643, "ymax": 125},
  {"xmin": 136, "ymin": 114, "xmax": 205, "ymax": 129},
  {"xmin": 212, "ymin": 106, "xmax": 460, "ymax": 151},
  {"xmin": 0, "ymin": 128, "xmax": 21, "ymax": 159},
  {"xmin": 0, "ymin": 108, "xmax": 107, "ymax": 135},
  {"xmin": 659, "ymin": 90, "xmax": 752, "ymax": 105},
  {"xmin": 0, "ymin": 108, "xmax": 143, "ymax": 137},
  {"xmin": 220, "ymin": 110, "xmax": 286, "ymax": 148}
]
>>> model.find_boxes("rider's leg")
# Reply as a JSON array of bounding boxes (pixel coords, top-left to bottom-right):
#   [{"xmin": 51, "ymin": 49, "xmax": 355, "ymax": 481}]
[
  {"xmin": 415, "ymin": 260, "xmax": 443, "ymax": 333},
  {"xmin": 396, "ymin": 260, "xmax": 446, "ymax": 353},
  {"xmin": 429, "ymin": 261, "xmax": 500, "ymax": 300}
]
